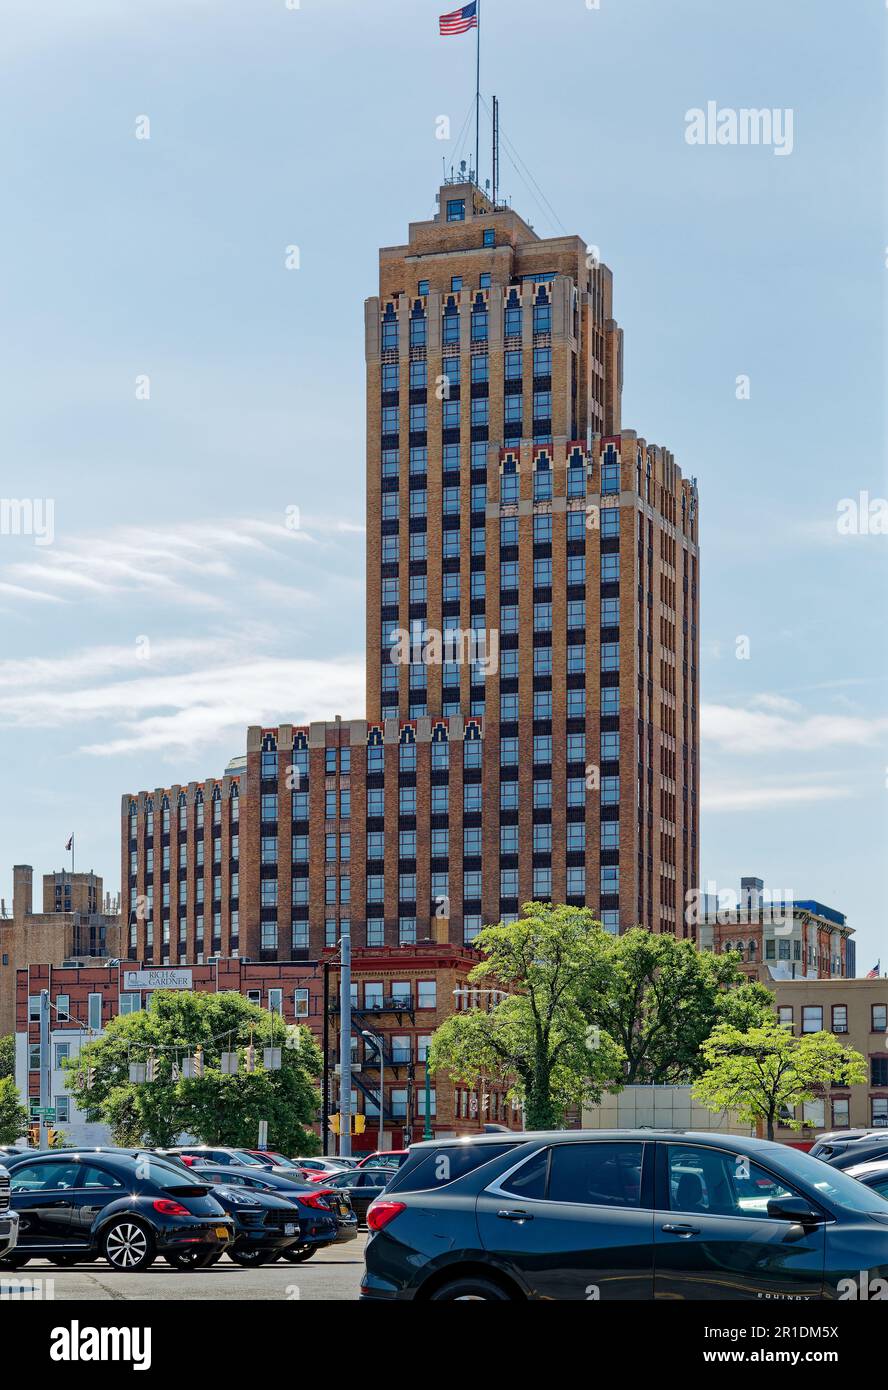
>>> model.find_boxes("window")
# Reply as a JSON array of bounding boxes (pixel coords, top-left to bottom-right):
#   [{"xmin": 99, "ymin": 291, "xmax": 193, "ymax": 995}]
[
  {"xmin": 418, "ymin": 980, "xmax": 437, "ymax": 1009},
  {"xmin": 119, "ymin": 992, "xmax": 141, "ymax": 1016},
  {"xmin": 667, "ymin": 1146, "xmax": 799, "ymax": 1220},
  {"xmin": 871, "ymin": 1056, "xmax": 888, "ymax": 1087},
  {"xmin": 872, "ymin": 1098, "xmax": 888, "ymax": 1128},
  {"xmin": 547, "ymin": 1142, "xmax": 644, "ymax": 1209},
  {"xmin": 55, "ymin": 994, "xmax": 70, "ymax": 1022},
  {"xmin": 497, "ymin": 1149, "xmax": 549, "ymax": 1200},
  {"xmin": 802, "ymin": 1006, "xmax": 823, "ymax": 1033},
  {"xmin": 831, "ymin": 1097, "xmax": 850, "ymax": 1129},
  {"xmin": 54, "ymin": 1041, "xmax": 71, "ymax": 1068},
  {"xmin": 778, "ymin": 1006, "xmax": 794, "ymax": 1030},
  {"xmin": 87, "ymin": 993, "xmax": 102, "ymax": 1032},
  {"xmin": 832, "ymin": 1005, "xmax": 848, "ymax": 1034},
  {"xmin": 483, "ymin": 228, "xmax": 495, "ymax": 247},
  {"xmin": 872, "ymin": 1004, "xmax": 887, "ymax": 1033}
]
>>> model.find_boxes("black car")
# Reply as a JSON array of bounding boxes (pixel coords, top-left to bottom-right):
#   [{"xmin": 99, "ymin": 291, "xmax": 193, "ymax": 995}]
[
  {"xmin": 328, "ymin": 1167, "xmax": 392, "ymax": 1224},
  {"xmin": 163, "ymin": 1145, "xmax": 298, "ymax": 1178},
  {"xmin": 0, "ymin": 1150, "xmax": 234, "ymax": 1273},
  {"xmin": 191, "ymin": 1164, "xmax": 357, "ymax": 1261},
  {"xmin": 811, "ymin": 1135, "xmax": 888, "ymax": 1170},
  {"xmin": 183, "ymin": 1181, "xmax": 303, "ymax": 1268},
  {"xmin": 361, "ymin": 1130, "xmax": 888, "ymax": 1301}
]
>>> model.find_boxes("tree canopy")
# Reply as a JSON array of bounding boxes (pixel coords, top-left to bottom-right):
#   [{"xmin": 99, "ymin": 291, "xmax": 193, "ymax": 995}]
[{"xmin": 693, "ymin": 1022, "xmax": 867, "ymax": 1140}]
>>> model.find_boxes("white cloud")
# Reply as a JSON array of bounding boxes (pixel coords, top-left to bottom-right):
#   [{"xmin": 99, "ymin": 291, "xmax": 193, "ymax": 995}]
[
  {"xmin": 702, "ymin": 700, "xmax": 888, "ymax": 754},
  {"xmin": 702, "ymin": 782, "xmax": 853, "ymax": 812}
]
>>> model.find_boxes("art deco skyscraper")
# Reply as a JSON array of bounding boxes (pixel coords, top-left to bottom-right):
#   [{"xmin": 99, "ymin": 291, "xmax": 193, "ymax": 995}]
[{"xmin": 365, "ymin": 179, "xmax": 699, "ymax": 939}]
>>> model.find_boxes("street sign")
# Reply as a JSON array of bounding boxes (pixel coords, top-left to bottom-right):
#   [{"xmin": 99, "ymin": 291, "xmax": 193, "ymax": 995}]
[
  {"xmin": 258, "ymin": 1120, "xmax": 268, "ymax": 1148},
  {"xmin": 38, "ymin": 1108, "xmax": 55, "ymax": 1120}
]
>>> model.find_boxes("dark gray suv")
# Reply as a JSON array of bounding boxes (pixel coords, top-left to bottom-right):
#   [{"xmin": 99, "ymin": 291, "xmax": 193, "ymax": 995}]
[{"xmin": 361, "ymin": 1130, "xmax": 888, "ymax": 1301}]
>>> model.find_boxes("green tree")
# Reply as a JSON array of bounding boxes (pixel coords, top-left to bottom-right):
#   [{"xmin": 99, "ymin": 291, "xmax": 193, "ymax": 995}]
[
  {"xmin": 429, "ymin": 903, "xmax": 625, "ymax": 1129},
  {"xmin": 715, "ymin": 980, "xmax": 776, "ymax": 1031},
  {"xmin": 0, "ymin": 1076, "xmax": 28, "ymax": 1144},
  {"xmin": 693, "ymin": 1022, "xmax": 867, "ymax": 1140},
  {"xmin": 0, "ymin": 1034, "xmax": 14, "ymax": 1081},
  {"xmin": 65, "ymin": 990, "xmax": 323, "ymax": 1154},
  {"xmin": 579, "ymin": 929, "xmax": 745, "ymax": 1084}
]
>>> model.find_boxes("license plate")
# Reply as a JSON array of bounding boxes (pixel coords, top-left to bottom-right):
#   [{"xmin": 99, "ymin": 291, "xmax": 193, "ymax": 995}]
[
  {"xmin": 215, "ymin": 1227, "xmax": 230, "ymax": 1240},
  {"xmin": 284, "ymin": 1223, "xmax": 297, "ymax": 1235},
  {"xmin": 338, "ymin": 1203, "xmax": 349, "ymax": 1216}
]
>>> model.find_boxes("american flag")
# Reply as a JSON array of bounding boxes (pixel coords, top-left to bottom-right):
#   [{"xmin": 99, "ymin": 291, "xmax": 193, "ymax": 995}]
[
  {"xmin": 866, "ymin": 961, "xmax": 881, "ymax": 978},
  {"xmin": 440, "ymin": 2, "xmax": 477, "ymax": 36}
]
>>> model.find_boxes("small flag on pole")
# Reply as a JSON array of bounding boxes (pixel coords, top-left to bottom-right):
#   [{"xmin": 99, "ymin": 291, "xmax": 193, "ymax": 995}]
[
  {"xmin": 65, "ymin": 834, "xmax": 74, "ymax": 852},
  {"xmin": 439, "ymin": 1, "xmax": 477, "ymax": 36},
  {"xmin": 866, "ymin": 961, "xmax": 881, "ymax": 979}
]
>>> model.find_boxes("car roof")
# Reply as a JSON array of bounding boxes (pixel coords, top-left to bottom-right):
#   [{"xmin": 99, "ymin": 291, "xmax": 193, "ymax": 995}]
[
  {"xmin": 399, "ymin": 1129, "xmax": 766, "ymax": 1152},
  {"xmin": 846, "ymin": 1160, "xmax": 888, "ymax": 1177}
]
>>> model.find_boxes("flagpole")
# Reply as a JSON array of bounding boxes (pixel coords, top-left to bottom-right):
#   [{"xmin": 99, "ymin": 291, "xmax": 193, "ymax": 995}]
[{"xmin": 474, "ymin": 0, "xmax": 481, "ymax": 185}]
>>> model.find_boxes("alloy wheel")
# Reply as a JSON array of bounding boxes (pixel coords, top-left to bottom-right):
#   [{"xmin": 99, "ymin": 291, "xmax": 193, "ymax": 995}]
[{"xmin": 104, "ymin": 1222, "xmax": 150, "ymax": 1270}]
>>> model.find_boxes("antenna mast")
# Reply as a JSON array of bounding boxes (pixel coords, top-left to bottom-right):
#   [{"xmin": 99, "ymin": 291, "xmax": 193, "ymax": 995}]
[{"xmin": 492, "ymin": 93, "xmax": 499, "ymax": 205}]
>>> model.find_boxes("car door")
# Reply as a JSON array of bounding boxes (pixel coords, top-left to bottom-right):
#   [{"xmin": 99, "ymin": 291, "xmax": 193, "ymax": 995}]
[
  {"xmin": 65, "ymin": 1163, "xmax": 128, "ymax": 1243},
  {"xmin": 476, "ymin": 1141, "xmax": 655, "ymax": 1300},
  {"xmin": 654, "ymin": 1143, "xmax": 826, "ymax": 1301},
  {"xmin": 9, "ymin": 1158, "xmax": 80, "ymax": 1247}
]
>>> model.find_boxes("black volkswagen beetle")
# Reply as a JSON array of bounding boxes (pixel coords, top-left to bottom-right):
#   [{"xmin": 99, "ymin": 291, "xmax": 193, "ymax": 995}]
[
  {"xmin": 0, "ymin": 1149, "xmax": 234, "ymax": 1272},
  {"xmin": 183, "ymin": 1180, "xmax": 303, "ymax": 1268}
]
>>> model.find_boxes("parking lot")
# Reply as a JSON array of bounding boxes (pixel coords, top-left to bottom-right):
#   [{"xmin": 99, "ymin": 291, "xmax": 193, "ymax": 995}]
[{"xmin": 1, "ymin": 1233, "xmax": 368, "ymax": 1301}]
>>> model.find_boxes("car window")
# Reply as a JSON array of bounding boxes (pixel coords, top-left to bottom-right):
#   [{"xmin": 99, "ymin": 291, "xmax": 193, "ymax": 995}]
[
  {"xmin": 870, "ymin": 1178, "xmax": 888, "ymax": 1200},
  {"xmin": 546, "ymin": 1142, "xmax": 644, "ymax": 1209},
  {"xmin": 75, "ymin": 1164, "xmax": 126, "ymax": 1190},
  {"xmin": 217, "ymin": 1171, "xmax": 246, "ymax": 1185},
  {"xmin": 386, "ymin": 1142, "xmax": 518, "ymax": 1194},
  {"xmin": 497, "ymin": 1148, "xmax": 549, "ymax": 1200},
  {"xmin": 11, "ymin": 1159, "xmax": 77, "ymax": 1191},
  {"xmin": 667, "ymin": 1147, "xmax": 797, "ymax": 1219}
]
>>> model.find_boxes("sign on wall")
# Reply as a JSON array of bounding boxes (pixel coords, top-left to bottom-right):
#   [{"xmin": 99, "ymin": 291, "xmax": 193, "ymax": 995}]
[{"xmin": 122, "ymin": 968, "xmax": 194, "ymax": 990}]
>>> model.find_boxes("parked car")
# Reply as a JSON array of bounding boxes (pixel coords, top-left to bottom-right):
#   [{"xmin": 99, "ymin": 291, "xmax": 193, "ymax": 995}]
[
  {"xmin": 293, "ymin": 1156, "xmax": 361, "ymax": 1176},
  {"xmin": 164, "ymin": 1145, "xmax": 298, "ymax": 1178},
  {"xmin": 809, "ymin": 1129, "xmax": 882, "ymax": 1157},
  {"xmin": 178, "ymin": 1181, "xmax": 303, "ymax": 1268},
  {"xmin": 0, "ymin": 1164, "xmax": 20, "ymax": 1263},
  {"xmin": 813, "ymin": 1136, "xmax": 888, "ymax": 1171},
  {"xmin": 328, "ymin": 1167, "xmax": 391, "ymax": 1224},
  {"xmin": 845, "ymin": 1159, "xmax": 888, "ymax": 1199},
  {"xmin": 361, "ymin": 1130, "xmax": 888, "ymax": 1301},
  {"xmin": 0, "ymin": 1150, "xmax": 234, "ymax": 1272},
  {"xmin": 243, "ymin": 1150, "xmax": 310, "ymax": 1177},
  {"xmin": 357, "ymin": 1149, "xmax": 410, "ymax": 1171},
  {"xmin": 191, "ymin": 1164, "xmax": 357, "ymax": 1261}
]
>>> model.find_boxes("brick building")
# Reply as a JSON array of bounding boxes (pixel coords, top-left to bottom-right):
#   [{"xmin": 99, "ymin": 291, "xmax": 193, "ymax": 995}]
[
  {"xmin": 112, "ymin": 177, "xmax": 698, "ymax": 1146},
  {"xmin": 0, "ymin": 866, "xmax": 121, "ymax": 1037},
  {"xmin": 365, "ymin": 179, "xmax": 699, "ymax": 935},
  {"xmin": 697, "ymin": 875, "xmax": 855, "ymax": 983},
  {"xmin": 771, "ymin": 978, "xmax": 888, "ymax": 1139},
  {"xmin": 14, "ymin": 953, "xmax": 517, "ymax": 1150}
]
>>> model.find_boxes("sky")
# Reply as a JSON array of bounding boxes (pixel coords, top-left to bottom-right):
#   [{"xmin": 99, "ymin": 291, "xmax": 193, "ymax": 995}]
[{"xmin": 0, "ymin": 0, "xmax": 885, "ymax": 966}]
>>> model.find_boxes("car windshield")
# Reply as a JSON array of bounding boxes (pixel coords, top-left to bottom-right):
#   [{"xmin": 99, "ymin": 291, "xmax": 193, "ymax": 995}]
[{"xmin": 768, "ymin": 1145, "xmax": 888, "ymax": 1215}]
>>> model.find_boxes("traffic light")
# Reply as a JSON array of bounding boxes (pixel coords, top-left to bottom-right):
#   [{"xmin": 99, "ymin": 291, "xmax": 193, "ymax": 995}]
[
  {"xmin": 329, "ymin": 1113, "xmax": 341, "ymax": 1135},
  {"xmin": 354, "ymin": 1114, "xmax": 366, "ymax": 1136},
  {"xmin": 28, "ymin": 1123, "xmax": 39, "ymax": 1147},
  {"xmin": 47, "ymin": 1129, "xmax": 58, "ymax": 1148}
]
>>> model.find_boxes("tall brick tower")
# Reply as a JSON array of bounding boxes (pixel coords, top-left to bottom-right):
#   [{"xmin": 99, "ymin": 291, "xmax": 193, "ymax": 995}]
[{"xmin": 364, "ymin": 179, "xmax": 699, "ymax": 937}]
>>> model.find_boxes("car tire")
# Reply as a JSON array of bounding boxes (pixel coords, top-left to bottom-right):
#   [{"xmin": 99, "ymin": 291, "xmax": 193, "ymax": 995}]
[
  {"xmin": 277, "ymin": 1244, "xmax": 318, "ymax": 1263},
  {"xmin": 165, "ymin": 1248, "xmax": 217, "ymax": 1271},
  {"xmin": 101, "ymin": 1220, "xmax": 156, "ymax": 1273},
  {"xmin": 428, "ymin": 1277, "xmax": 514, "ymax": 1302},
  {"xmin": 227, "ymin": 1247, "xmax": 273, "ymax": 1267}
]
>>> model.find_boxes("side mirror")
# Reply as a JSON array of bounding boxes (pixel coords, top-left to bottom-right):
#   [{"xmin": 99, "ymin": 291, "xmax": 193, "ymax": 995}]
[{"xmin": 767, "ymin": 1196, "xmax": 822, "ymax": 1226}]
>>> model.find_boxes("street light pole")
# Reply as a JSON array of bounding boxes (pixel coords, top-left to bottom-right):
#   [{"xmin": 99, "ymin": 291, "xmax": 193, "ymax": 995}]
[{"xmin": 362, "ymin": 1029, "xmax": 385, "ymax": 1153}]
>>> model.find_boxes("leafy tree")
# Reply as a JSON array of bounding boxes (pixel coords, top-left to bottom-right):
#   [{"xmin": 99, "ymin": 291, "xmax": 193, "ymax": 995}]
[
  {"xmin": 0, "ymin": 1034, "xmax": 14, "ymax": 1081},
  {"xmin": 693, "ymin": 1022, "xmax": 867, "ymax": 1140},
  {"xmin": 65, "ymin": 990, "xmax": 323, "ymax": 1154},
  {"xmin": 715, "ymin": 980, "xmax": 776, "ymax": 1032},
  {"xmin": 429, "ymin": 903, "xmax": 625, "ymax": 1129},
  {"xmin": 579, "ymin": 929, "xmax": 745, "ymax": 1084},
  {"xmin": 0, "ymin": 1076, "xmax": 27, "ymax": 1144}
]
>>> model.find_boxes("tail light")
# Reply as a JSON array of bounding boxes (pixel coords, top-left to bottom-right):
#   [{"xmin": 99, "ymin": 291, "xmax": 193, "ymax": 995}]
[
  {"xmin": 153, "ymin": 1198, "xmax": 190, "ymax": 1216},
  {"xmin": 301, "ymin": 1189, "xmax": 332, "ymax": 1210},
  {"xmin": 366, "ymin": 1199, "xmax": 405, "ymax": 1232}
]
